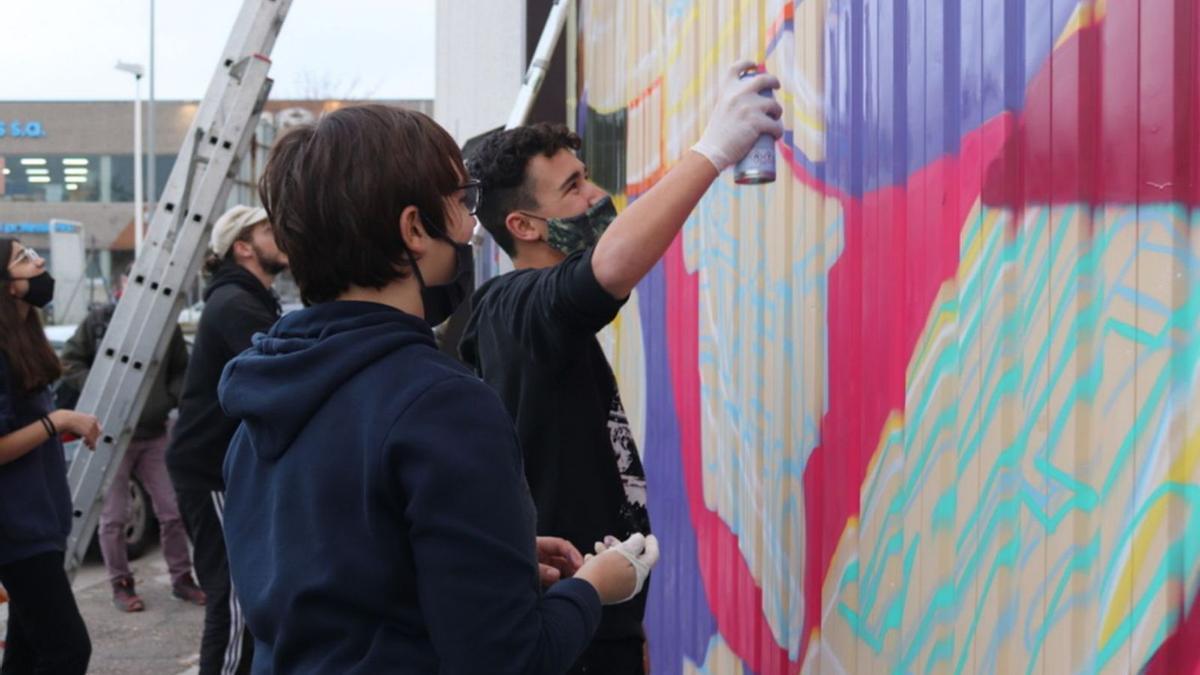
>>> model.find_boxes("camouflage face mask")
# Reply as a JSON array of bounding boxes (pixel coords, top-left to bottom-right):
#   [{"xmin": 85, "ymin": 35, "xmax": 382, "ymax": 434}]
[{"xmin": 534, "ymin": 196, "xmax": 617, "ymax": 257}]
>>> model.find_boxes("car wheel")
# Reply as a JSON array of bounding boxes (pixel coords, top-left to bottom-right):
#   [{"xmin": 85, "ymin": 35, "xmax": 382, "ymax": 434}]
[{"xmin": 124, "ymin": 479, "xmax": 159, "ymax": 560}]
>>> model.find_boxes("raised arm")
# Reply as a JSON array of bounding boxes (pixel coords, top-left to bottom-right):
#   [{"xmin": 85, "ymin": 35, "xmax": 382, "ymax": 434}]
[{"xmin": 590, "ymin": 60, "xmax": 783, "ymax": 299}]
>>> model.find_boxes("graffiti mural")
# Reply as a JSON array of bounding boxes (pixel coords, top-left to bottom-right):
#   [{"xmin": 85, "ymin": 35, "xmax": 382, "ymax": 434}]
[{"xmin": 575, "ymin": 0, "xmax": 1200, "ymax": 672}]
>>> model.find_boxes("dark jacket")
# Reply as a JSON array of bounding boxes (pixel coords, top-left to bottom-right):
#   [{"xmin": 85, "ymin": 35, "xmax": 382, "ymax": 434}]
[
  {"xmin": 0, "ymin": 353, "xmax": 71, "ymax": 566},
  {"xmin": 219, "ymin": 301, "xmax": 601, "ymax": 674},
  {"xmin": 59, "ymin": 303, "xmax": 189, "ymax": 440},
  {"xmin": 460, "ymin": 249, "xmax": 650, "ymax": 640},
  {"xmin": 166, "ymin": 261, "xmax": 280, "ymax": 491}
]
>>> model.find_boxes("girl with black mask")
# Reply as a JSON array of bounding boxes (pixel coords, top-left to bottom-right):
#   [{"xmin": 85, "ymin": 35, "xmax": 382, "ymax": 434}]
[{"xmin": 0, "ymin": 237, "xmax": 100, "ymax": 674}]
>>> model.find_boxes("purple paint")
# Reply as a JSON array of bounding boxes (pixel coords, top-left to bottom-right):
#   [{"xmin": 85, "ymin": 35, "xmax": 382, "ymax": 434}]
[{"xmin": 636, "ymin": 259, "xmax": 721, "ymax": 673}]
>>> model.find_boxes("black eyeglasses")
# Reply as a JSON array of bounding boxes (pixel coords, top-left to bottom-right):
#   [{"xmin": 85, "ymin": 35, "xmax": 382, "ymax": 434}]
[{"xmin": 459, "ymin": 179, "xmax": 482, "ymax": 216}]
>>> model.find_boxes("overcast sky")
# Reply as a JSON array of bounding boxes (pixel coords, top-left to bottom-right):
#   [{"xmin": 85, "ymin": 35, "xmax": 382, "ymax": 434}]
[{"xmin": 0, "ymin": 0, "xmax": 436, "ymax": 101}]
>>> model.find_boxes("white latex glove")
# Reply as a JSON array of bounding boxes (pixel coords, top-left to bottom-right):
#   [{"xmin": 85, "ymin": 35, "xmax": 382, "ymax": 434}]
[
  {"xmin": 691, "ymin": 60, "xmax": 785, "ymax": 173},
  {"xmin": 588, "ymin": 533, "xmax": 659, "ymax": 604}
]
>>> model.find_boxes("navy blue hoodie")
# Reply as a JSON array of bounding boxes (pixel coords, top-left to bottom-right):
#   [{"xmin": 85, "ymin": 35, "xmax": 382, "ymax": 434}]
[
  {"xmin": 218, "ymin": 301, "xmax": 601, "ymax": 674},
  {"xmin": 0, "ymin": 353, "xmax": 70, "ymax": 566}
]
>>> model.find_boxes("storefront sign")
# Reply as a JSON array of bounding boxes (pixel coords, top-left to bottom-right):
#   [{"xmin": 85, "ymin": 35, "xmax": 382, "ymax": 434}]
[
  {"xmin": 0, "ymin": 120, "xmax": 47, "ymax": 139},
  {"xmin": 0, "ymin": 222, "xmax": 78, "ymax": 234}
]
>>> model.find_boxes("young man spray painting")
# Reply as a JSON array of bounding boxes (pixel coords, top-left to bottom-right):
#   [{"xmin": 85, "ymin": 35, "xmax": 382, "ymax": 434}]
[{"xmin": 463, "ymin": 61, "xmax": 782, "ymax": 673}]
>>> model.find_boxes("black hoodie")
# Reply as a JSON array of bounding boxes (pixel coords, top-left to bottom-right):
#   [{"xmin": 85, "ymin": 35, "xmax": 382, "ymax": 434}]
[
  {"xmin": 166, "ymin": 260, "xmax": 280, "ymax": 490},
  {"xmin": 459, "ymin": 248, "xmax": 650, "ymax": 641}
]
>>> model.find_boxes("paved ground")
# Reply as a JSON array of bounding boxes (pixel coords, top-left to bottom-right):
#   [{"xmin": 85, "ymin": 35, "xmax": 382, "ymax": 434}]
[{"xmin": 1, "ymin": 543, "xmax": 204, "ymax": 674}]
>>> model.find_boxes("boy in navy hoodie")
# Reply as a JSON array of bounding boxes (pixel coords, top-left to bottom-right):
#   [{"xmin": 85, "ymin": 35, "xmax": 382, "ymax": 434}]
[{"xmin": 218, "ymin": 104, "xmax": 658, "ymax": 674}]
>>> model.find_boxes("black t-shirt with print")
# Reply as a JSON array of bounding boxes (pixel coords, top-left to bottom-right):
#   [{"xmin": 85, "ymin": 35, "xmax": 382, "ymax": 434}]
[{"xmin": 460, "ymin": 248, "xmax": 651, "ymax": 641}]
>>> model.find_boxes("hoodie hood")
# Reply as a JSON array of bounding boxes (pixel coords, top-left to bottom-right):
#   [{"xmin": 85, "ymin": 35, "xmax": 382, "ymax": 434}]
[
  {"xmin": 205, "ymin": 259, "xmax": 281, "ymax": 313},
  {"xmin": 218, "ymin": 301, "xmax": 436, "ymax": 461}
]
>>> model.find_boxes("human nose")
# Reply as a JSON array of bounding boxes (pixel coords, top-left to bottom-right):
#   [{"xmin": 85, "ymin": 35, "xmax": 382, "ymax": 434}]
[{"xmin": 585, "ymin": 182, "xmax": 607, "ymax": 206}]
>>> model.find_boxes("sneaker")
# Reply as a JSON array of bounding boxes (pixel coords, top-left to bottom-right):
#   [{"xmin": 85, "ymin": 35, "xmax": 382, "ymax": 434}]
[
  {"xmin": 172, "ymin": 575, "xmax": 206, "ymax": 606},
  {"xmin": 112, "ymin": 576, "xmax": 145, "ymax": 613}
]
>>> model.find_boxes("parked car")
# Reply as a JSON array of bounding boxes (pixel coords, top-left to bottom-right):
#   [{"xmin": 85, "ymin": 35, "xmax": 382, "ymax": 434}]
[
  {"xmin": 42, "ymin": 323, "xmax": 78, "ymax": 353},
  {"xmin": 177, "ymin": 301, "xmax": 205, "ymax": 329}
]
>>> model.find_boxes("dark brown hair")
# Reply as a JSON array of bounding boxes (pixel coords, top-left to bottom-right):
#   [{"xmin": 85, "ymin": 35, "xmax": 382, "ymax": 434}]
[
  {"xmin": 259, "ymin": 104, "xmax": 466, "ymax": 305},
  {"xmin": 0, "ymin": 238, "xmax": 63, "ymax": 393},
  {"xmin": 465, "ymin": 123, "xmax": 581, "ymax": 256}
]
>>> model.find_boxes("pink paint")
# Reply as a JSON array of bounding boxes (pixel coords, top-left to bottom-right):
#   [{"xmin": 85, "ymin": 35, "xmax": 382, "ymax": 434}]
[
  {"xmin": 664, "ymin": 238, "xmax": 804, "ymax": 673},
  {"xmin": 982, "ymin": 2, "xmax": 1200, "ymax": 210},
  {"xmin": 660, "ymin": 110, "xmax": 1008, "ymax": 673}
]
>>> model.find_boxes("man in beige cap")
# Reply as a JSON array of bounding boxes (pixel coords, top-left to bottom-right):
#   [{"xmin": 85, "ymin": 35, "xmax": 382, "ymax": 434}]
[{"xmin": 166, "ymin": 204, "xmax": 287, "ymax": 675}]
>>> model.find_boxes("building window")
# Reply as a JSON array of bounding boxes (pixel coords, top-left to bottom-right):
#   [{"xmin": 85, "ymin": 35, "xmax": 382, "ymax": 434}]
[
  {"xmin": 0, "ymin": 153, "xmax": 176, "ymax": 203},
  {"xmin": 0, "ymin": 154, "xmax": 102, "ymax": 203},
  {"xmin": 108, "ymin": 154, "xmax": 136, "ymax": 203},
  {"xmin": 109, "ymin": 154, "xmax": 176, "ymax": 202}
]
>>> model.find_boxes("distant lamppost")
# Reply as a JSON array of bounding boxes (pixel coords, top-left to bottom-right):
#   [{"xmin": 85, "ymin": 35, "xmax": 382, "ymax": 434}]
[
  {"xmin": 148, "ymin": 0, "xmax": 157, "ymax": 205},
  {"xmin": 115, "ymin": 61, "xmax": 146, "ymax": 257}
]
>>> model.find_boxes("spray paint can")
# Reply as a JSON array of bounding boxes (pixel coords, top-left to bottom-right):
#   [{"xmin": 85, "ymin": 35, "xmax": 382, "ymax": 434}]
[{"xmin": 733, "ymin": 67, "xmax": 777, "ymax": 185}]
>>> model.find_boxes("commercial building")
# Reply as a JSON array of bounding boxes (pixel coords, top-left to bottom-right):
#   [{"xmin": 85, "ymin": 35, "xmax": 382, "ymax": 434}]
[
  {"xmin": 434, "ymin": 0, "xmax": 567, "ymax": 144},
  {"xmin": 0, "ymin": 98, "xmax": 432, "ymax": 280}
]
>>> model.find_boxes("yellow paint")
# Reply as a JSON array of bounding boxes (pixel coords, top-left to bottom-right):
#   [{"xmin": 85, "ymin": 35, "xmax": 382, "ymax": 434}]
[
  {"xmin": 665, "ymin": 4, "xmax": 701, "ymax": 69},
  {"xmin": 861, "ymin": 412, "xmax": 907, "ymax": 500},
  {"xmin": 1055, "ymin": 0, "xmax": 1109, "ymax": 50},
  {"xmin": 957, "ymin": 205, "xmax": 996, "ymax": 284},
  {"xmin": 1100, "ymin": 427, "xmax": 1200, "ymax": 644},
  {"xmin": 777, "ymin": 89, "xmax": 827, "ymax": 134},
  {"xmin": 907, "ymin": 284, "xmax": 959, "ymax": 384},
  {"xmin": 588, "ymin": 1, "xmax": 828, "ymax": 139}
]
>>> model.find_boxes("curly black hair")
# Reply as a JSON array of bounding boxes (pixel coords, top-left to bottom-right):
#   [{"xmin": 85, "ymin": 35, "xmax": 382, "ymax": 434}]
[{"xmin": 465, "ymin": 123, "xmax": 581, "ymax": 257}]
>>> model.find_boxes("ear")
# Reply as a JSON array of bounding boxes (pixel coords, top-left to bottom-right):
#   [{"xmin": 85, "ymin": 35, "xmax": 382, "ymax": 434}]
[
  {"xmin": 505, "ymin": 211, "xmax": 543, "ymax": 246},
  {"xmin": 399, "ymin": 206, "xmax": 429, "ymax": 257},
  {"xmin": 230, "ymin": 238, "xmax": 254, "ymax": 262}
]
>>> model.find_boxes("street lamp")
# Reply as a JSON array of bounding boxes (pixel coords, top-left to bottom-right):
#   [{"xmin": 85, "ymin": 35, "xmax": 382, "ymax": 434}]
[
  {"xmin": 148, "ymin": 0, "xmax": 157, "ymax": 205},
  {"xmin": 115, "ymin": 61, "xmax": 146, "ymax": 257}
]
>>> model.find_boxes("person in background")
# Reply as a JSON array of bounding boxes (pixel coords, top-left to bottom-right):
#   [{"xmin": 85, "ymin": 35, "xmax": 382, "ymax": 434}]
[
  {"xmin": 166, "ymin": 206, "xmax": 288, "ymax": 675},
  {"xmin": 219, "ymin": 103, "xmax": 658, "ymax": 674},
  {"xmin": 0, "ymin": 237, "xmax": 100, "ymax": 674},
  {"xmin": 59, "ymin": 266, "xmax": 205, "ymax": 613},
  {"xmin": 461, "ymin": 60, "xmax": 782, "ymax": 673}
]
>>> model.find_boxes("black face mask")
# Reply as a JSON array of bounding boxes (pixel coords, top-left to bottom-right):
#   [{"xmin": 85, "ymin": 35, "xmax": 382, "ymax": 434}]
[
  {"xmin": 420, "ymin": 240, "xmax": 474, "ymax": 327},
  {"xmin": 20, "ymin": 272, "xmax": 55, "ymax": 309},
  {"xmin": 410, "ymin": 219, "xmax": 474, "ymax": 328}
]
